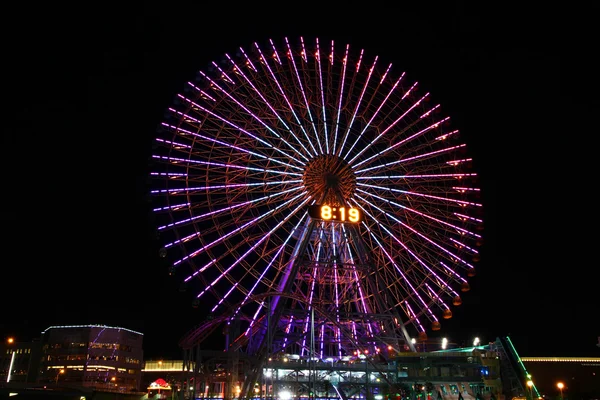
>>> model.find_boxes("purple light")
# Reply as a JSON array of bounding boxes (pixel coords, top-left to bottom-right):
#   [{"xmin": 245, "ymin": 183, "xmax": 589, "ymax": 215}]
[
  {"xmin": 152, "ymin": 202, "xmax": 190, "ymax": 212},
  {"xmin": 211, "ymin": 61, "xmax": 236, "ymax": 85},
  {"xmin": 350, "ymin": 92, "xmax": 431, "ymax": 169},
  {"xmin": 267, "ymin": 39, "xmax": 321, "ymax": 154},
  {"xmin": 329, "ymin": 40, "xmax": 334, "ymax": 66},
  {"xmin": 269, "ymin": 38, "xmax": 282, "ymax": 65},
  {"xmin": 191, "ymin": 72, "xmax": 307, "ymax": 164},
  {"xmin": 356, "ymin": 182, "xmax": 483, "ymax": 215},
  {"xmin": 346, "ymin": 73, "xmax": 405, "ymax": 163},
  {"xmin": 356, "ymin": 142, "xmax": 466, "ymax": 174},
  {"xmin": 160, "ymin": 115, "xmax": 303, "ymax": 170},
  {"xmin": 284, "ymin": 37, "xmax": 320, "ymax": 156},
  {"xmin": 160, "ymin": 186, "xmax": 303, "ymax": 248},
  {"xmin": 154, "ymin": 137, "xmax": 192, "ymax": 149},
  {"xmin": 440, "ymin": 262, "xmax": 468, "ymax": 286},
  {"xmin": 338, "ymin": 53, "xmax": 377, "ymax": 158},
  {"xmin": 299, "ymin": 36, "xmax": 307, "ymax": 62},
  {"xmin": 360, "ymin": 208, "xmax": 446, "ymax": 323},
  {"xmin": 243, "ymin": 43, "xmax": 315, "ymax": 159},
  {"xmin": 157, "ymin": 186, "xmax": 302, "ymax": 231},
  {"xmin": 232, "ymin": 213, "xmax": 307, "ymax": 319},
  {"xmin": 223, "ymin": 52, "xmax": 313, "ymax": 159},
  {"xmin": 315, "ymin": 37, "xmax": 329, "ymax": 154},
  {"xmin": 172, "ymin": 92, "xmax": 305, "ymax": 165},
  {"xmin": 239, "ymin": 46, "xmax": 257, "ymax": 72},
  {"xmin": 332, "ymin": 43, "xmax": 350, "ymax": 155},
  {"xmin": 175, "ymin": 190, "xmax": 306, "ymax": 274},
  {"xmin": 405, "ymin": 302, "xmax": 425, "ymax": 332},
  {"xmin": 354, "ymin": 191, "xmax": 479, "ymax": 266}
]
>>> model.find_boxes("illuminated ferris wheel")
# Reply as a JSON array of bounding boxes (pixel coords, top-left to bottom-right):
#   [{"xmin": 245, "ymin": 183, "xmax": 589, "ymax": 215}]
[{"xmin": 151, "ymin": 36, "xmax": 483, "ymax": 361}]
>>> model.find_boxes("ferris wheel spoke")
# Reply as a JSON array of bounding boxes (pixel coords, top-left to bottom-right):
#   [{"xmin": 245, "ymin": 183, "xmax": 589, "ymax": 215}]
[
  {"xmin": 330, "ymin": 42, "xmax": 349, "ymax": 155},
  {"xmin": 295, "ymin": 37, "xmax": 324, "ymax": 154},
  {"xmin": 254, "ymin": 39, "xmax": 321, "ymax": 157},
  {"xmin": 183, "ymin": 215, "xmax": 305, "ymax": 317},
  {"xmin": 355, "ymin": 186, "xmax": 481, "ymax": 240},
  {"xmin": 356, "ymin": 140, "xmax": 464, "ymax": 175},
  {"xmin": 156, "ymin": 185, "xmax": 304, "ymax": 231},
  {"xmin": 197, "ymin": 223, "xmax": 291, "ymax": 309},
  {"xmin": 171, "ymin": 192, "xmax": 307, "ymax": 266},
  {"xmin": 222, "ymin": 49, "xmax": 314, "ymax": 161},
  {"xmin": 335, "ymin": 47, "xmax": 364, "ymax": 155},
  {"xmin": 231, "ymin": 217, "xmax": 306, "ymax": 319},
  {"xmin": 338, "ymin": 51, "xmax": 378, "ymax": 159},
  {"xmin": 440, "ymin": 261, "xmax": 470, "ymax": 291},
  {"xmin": 161, "ymin": 113, "xmax": 304, "ymax": 171},
  {"xmin": 348, "ymin": 83, "xmax": 422, "ymax": 160},
  {"xmin": 356, "ymin": 201, "xmax": 469, "ymax": 311},
  {"xmin": 424, "ymin": 282, "xmax": 454, "ymax": 311},
  {"xmin": 315, "ymin": 225, "xmax": 373, "ymax": 321},
  {"xmin": 344, "ymin": 71, "xmax": 405, "ymax": 164},
  {"xmin": 353, "ymin": 193, "xmax": 476, "ymax": 272},
  {"xmin": 178, "ymin": 82, "xmax": 307, "ymax": 166},
  {"xmin": 356, "ymin": 182, "xmax": 482, "ymax": 218},
  {"xmin": 152, "ymin": 178, "xmax": 304, "ymax": 196},
  {"xmin": 364, "ymin": 226, "xmax": 437, "ymax": 330},
  {"xmin": 151, "ymin": 201, "xmax": 190, "ymax": 213},
  {"xmin": 350, "ymin": 103, "xmax": 447, "ymax": 172},
  {"xmin": 404, "ymin": 302, "xmax": 427, "ymax": 331},
  {"xmin": 314, "ymin": 38, "xmax": 330, "ymax": 154}
]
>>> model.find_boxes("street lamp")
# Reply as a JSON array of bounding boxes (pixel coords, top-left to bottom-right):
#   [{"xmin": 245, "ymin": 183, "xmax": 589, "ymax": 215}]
[
  {"xmin": 526, "ymin": 380, "xmax": 534, "ymax": 400},
  {"xmin": 55, "ymin": 369, "xmax": 65, "ymax": 385},
  {"xmin": 557, "ymin": 382, "xmax": 564, "ymax": 400}
]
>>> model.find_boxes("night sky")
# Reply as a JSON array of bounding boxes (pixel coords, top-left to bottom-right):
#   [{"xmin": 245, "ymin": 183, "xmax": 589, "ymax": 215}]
[{"xmin": 2, "ymin": 4, "xmax": 598, "ymax": 360}]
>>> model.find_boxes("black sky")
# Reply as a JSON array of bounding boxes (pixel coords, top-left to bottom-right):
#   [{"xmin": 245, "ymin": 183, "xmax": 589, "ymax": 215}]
[{"xmin": 2, "ymin": 3, "xmax": 598, "ymax": 359}]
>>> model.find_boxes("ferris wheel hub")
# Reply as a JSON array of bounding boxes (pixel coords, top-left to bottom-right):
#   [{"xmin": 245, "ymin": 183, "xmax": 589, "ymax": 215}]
[{"xmin": 302, "ymin": 155, "xmax": 356, "ymax": 203}]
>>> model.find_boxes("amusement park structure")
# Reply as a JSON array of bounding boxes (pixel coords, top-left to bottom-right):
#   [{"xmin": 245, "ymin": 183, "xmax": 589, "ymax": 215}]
[
  {"xmin": 171, "ymin": 334, "xmax": 535, "ymax": 400},
  {"xmin": 151, "ymin": 36, "xmax": 494, "ymax": 399}
]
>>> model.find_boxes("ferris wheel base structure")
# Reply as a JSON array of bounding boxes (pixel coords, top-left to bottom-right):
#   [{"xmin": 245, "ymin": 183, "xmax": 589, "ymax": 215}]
[{"xmin": 175, "ymin": 336, "xmax": 530, "ymax": 400}]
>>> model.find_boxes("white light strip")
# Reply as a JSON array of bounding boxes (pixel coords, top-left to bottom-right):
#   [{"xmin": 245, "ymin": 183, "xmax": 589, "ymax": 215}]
[{"xmin": 7, "ymin": 352, "xmax": 15, "ymax": 382}]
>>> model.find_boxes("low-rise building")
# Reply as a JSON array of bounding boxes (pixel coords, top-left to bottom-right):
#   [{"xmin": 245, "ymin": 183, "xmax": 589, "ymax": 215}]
[{"xmin": 36, "ymin": 324, "xmax": 144, "ymax": 393}]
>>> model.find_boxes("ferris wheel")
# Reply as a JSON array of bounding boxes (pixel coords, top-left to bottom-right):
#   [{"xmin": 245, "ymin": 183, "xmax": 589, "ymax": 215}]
[{"xmin": 151, "ymin": 36, "xmax": 483, "ymax": 360}]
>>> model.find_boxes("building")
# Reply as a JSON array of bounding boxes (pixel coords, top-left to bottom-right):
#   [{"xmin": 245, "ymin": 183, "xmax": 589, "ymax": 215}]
[
  {"xmin": 2, "ymin": 329, "xmax": 599, "ymax": 400},
  {"xmin": 520, "ymin": 357, "xmax": 599, "ymax": 400},
  {"xmin": 0, "ymin": 337, "xmax": 41, "ymax": 384},
  {"xmin": 36, "ymin": 324, "xmax": 144, "ymax": 393}
]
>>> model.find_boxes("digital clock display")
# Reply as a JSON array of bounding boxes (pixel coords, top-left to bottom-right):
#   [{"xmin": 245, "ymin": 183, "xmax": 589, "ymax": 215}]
[{"xmin": 308, "ymin": 204, "xmax": 362, "ymax": 223}]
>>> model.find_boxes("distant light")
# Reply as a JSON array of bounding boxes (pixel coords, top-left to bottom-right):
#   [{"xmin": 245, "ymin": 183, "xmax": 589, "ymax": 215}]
[
  {"xmin": 279, "ymin": 390, "xmax": 292, "ymax": 400},
  {"xmin": 473, "ymin": 337, "xmax": 480, "ymax": 346}
]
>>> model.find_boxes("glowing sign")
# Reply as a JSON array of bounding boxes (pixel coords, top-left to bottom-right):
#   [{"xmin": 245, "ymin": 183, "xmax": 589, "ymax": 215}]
[{"xmin": 308, "ymin": 205, "xmax": 362, "ymax": 223}]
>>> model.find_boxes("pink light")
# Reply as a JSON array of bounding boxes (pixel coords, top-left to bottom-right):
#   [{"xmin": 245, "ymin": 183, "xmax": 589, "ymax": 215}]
[
  {"xmin": 346, "ymin": 73, "xmax": 405, "ymax": 164},
  {"xmin": 315, "ymin": 37, "xmax": 329, "ymax": 154}
]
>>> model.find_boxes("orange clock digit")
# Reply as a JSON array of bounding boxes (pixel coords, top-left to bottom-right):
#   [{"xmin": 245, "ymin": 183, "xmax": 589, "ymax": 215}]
[{"xmin": 320, "ymin": 205, "xmax": 332, "ymax": 220}]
